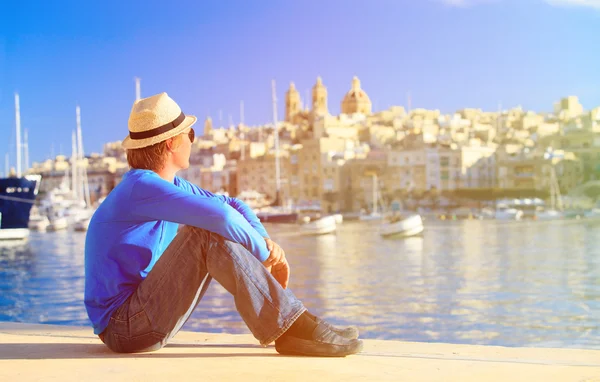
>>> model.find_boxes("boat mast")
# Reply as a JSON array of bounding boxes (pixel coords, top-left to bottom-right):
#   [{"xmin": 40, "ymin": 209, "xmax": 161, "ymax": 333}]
[
  {"xmin": 15, "ymin": 93, "xmax": 22, "ymax": 177},
  {"xmin": 550, "ymin": 166, "xmax": 556, "ymax": 210},
  {"xmin": 271, "ymin": 80, "xmax": 281, "ymax": 204},
  {"xmin": 76, "ymin": 106, "xmax": 91, "ymax": 207},
  {"xmin": 71, "ymin": 130, "xmax": 78, "ymax": 199},
  {"xmin": 552, "ymin": 166, "xmax": 563, "ymax": 211},
  {"xmin": 24, "ymin": 129, "xmax": 29, "ymax": 173},
  {"xmin": 135, "ymin": 77, "xmax": 141, "ymax": 101},
  {"xmin": 240, "ymin": 100, "xmax": 245, "ymax": 160},
  {"xmin": 372, "ymin": 173, "xmax": 378, "ymax": 215}
]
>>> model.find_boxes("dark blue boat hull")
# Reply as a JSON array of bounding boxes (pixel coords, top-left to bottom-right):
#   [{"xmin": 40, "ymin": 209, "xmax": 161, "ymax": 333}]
[
  {"xmin": 256, "ymin": 212, "xmax": 298, "ymax": 223},
  {"xmin": 0, "ymin": 176, "xmax": 41, "ymax": 229}
]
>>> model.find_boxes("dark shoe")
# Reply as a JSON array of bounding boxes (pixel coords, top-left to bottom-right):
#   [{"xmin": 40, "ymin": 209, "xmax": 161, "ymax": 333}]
[
  {"xmin": 315, "ymin": 317, "xmax": 359, "ymax": 340},
  {"xmin": 275, "ymin": 323, "xmax": 363, "ymax": 357}
]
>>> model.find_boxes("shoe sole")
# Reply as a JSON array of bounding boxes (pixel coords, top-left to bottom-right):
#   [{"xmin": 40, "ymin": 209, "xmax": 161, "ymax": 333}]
[{"xmin": 275, "ymin": 340, "xmax": 363, "ymax": 357}]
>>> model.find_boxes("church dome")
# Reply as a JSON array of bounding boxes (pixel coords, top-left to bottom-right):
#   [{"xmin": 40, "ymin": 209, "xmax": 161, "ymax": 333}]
[
  {"xmin": 343, "ymin": 76, "xmax": 371, "ymax": 103},
  {"xmin": 341, "ymin": 76, "xmax": 372, "ymax": 114}
]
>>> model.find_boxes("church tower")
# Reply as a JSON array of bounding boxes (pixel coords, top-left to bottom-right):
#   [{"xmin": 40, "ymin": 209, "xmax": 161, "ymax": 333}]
[
  {"xmin": 312, "ymin": 76, "xmax": 328, "ymax": 116},
  {"xmin": 285, "ymin": 82, "xmax": 301, "ymax": 122},
  {"xmin": 204, "ymin": 116, "xmax": 213, "ymax": 137}
]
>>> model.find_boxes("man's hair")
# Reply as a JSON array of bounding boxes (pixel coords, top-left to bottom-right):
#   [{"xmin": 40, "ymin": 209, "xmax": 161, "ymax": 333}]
[{"xmin": 126, "ymin": 135, "xmax": 183, "ymax": 171}]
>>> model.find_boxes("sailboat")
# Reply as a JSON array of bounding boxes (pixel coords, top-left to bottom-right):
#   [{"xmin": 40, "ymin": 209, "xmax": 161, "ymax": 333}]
[
  {"xmin": 535, "ymin": 149, "xmax": 564, "ymax": 221},
  {"xmin": 357, "ymin": 171, "xmax": 423, "ymax": 237},
  {"xmin": 379, "ymin": 194, "xmax": 424, "ymax": 238},
  {"xmin": 45, "ymin": 106, "xmax": 94, "ymax": 231},
  {"xmin": 71, "ymin": 106, "xmax": 95, "ymax": 231},
  {"xmin": 255, "ymin": 80, "xmax": 298, "ymax": 224},
  {"xmin": 0, "ymin": 93, "xmax": 42, "ymax": 241},
  {"xmin": 300, "ymin": 214, "xmax": 337, "ymax": 235},
  {"xmin": 359, "ymin": 172, "xmax": 382, "ymax": 221}
]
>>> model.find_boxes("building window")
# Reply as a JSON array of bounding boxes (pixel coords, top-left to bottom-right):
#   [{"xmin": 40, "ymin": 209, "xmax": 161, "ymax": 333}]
[
  {"xmin": 440, "ymin": 157, "xmax": 449, "ymax": 167},
  {"xmin": 441, "ymin": 170, "xmax": 449, "ymax": 180}
]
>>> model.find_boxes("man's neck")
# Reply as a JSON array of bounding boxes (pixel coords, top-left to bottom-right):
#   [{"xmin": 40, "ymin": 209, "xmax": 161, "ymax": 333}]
[{"xmin": 156, "ymin": 165, "xmax": 178, "ymax": 183}]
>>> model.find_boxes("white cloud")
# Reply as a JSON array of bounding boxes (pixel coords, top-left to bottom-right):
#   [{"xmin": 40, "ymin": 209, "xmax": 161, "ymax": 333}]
[
  {"xmin": 437, "ymin": 0, "xmax": 600, "ymax": 9},
  {"xmin": 544, "ymin": 0, "xmax": 600, "ymax": 9}
]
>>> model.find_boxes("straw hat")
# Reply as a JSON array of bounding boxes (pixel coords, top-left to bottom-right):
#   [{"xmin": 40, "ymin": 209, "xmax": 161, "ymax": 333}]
[{"xmin": 122, "ymin": 92, "xmax": 197, "ymax": 149}]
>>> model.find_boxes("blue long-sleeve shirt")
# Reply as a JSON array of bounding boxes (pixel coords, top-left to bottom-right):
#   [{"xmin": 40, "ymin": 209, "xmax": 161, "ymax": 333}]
[{"xmin": 84, "ymin": 169, "xmax": 270, "ymax": 335}]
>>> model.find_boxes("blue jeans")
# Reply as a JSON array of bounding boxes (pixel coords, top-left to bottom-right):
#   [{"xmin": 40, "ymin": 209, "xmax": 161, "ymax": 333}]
[{"xmin": 100, "ymin": 226, "xmax": 306, "ymax": 353}]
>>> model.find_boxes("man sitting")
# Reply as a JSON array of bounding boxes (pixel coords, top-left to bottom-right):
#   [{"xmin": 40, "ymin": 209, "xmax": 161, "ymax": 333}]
[{"xmin": 84, "ymin": 92, "xmax": 362, "ymax": 357}]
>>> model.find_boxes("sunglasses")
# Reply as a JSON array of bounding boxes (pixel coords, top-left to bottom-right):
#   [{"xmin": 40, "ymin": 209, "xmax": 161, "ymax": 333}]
[{"xmin": 186, "ymin": 128, "xmax": 195, "ymax": 143}]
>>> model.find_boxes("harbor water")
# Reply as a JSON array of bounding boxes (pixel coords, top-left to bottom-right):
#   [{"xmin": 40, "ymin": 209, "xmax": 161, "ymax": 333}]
[{"xmin": 0, "ymin": 219, "xmax": 599, "ymax": 349}]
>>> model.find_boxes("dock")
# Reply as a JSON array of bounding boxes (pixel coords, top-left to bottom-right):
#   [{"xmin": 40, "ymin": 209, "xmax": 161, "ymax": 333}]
[{"xmin": 1, "ymin": 322, "xmax": 599, "ymax": 381}]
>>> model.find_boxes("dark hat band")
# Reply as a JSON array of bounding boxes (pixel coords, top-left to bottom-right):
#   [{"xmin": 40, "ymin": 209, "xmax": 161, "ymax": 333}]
[{"xmin": 129, "ymin": 112, "xmax": 186, "ymax": 140}]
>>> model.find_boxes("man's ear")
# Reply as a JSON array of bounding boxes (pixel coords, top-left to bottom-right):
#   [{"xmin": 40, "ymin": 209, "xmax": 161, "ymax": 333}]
[{"xmin": 166, "ymin": 138, "xmax": 174, "ymax": 152}]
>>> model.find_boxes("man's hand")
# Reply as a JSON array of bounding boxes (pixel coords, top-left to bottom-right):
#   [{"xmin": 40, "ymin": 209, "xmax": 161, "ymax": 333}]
[
  {"xmin": 262, "ymin": 238, "xmax": 285, "ymax": 267},
  {"xmin": 271, "ymin": 257, "xmax": 290, "ymax": 289},
  {"xmin": 262, "ymin": 238, "xmax": 290, "ymax": 289}
]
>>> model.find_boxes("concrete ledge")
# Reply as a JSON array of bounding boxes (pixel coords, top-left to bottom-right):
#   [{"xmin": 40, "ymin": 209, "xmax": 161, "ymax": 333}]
[{"xmin": 0, "ymin": 322, "xmax": 599, "ymax": 381}]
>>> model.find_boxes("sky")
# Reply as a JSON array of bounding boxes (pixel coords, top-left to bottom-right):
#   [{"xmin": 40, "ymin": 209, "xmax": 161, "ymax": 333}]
[{"xmin": 0, "ymin": 0, "xmax": 599, "ymax": 167}]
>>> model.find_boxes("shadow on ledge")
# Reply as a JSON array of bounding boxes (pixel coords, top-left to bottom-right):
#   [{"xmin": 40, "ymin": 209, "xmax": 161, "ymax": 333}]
[{"xmin": 0, "ymin": 343, "xmax": 279, "ymax": 360}]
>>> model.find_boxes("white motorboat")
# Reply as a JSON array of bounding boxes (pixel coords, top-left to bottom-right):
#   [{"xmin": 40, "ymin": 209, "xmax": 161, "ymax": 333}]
[
  {"xmin": 333, "ymin": 213, "xmax": 343, "ymax": 224},
  {"xmin": 0, "ymin": 227, "xmax": 29, "ymax": 241},
  {"xmin": 74, "ymin": 217, "xmax": 91, "ymax": 232},
  {"xmin": 360, "ymin": 171, "xmax": 383, "ymax": 221},
  {"xmin": 47, "ymin": 215, "xmax": 68, "ymax": 231},
  {"xmin": 237, "ymin": 190, "xmax": 269, "ymax": 210},
  {"xmin": 584, "ymin": 208, "xmax": 600, "ymax": 221},
  {"xmin": 359, "ymin": 212, "xmax": 382, "ymax": 221},
  {"xmin": 300, "ymin": 215, "xmax": 337, "ymax": 235},
  {"xmin": 380, "ymin": 214, "xmax": 424, "ymax": 238},
  {"xmin": 495, "ymin": 205, "xmax": 523, "ymax": 220},
  {"xmin": 535, "ymin": 209, "xmax": 564, "ymax": 221},
  {"xmin": 28, "ymin": 214, "xmax": 50, "ymax": 231},
  {"xmin": 533, "ymin": 149, "xmax": 565, "ymax": 221}
]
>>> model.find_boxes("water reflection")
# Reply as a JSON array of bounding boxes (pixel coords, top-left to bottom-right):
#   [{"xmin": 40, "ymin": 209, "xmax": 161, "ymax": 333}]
[{"xmin": 0, "ymin": 220, "xmax": 598, "ymax": 349}]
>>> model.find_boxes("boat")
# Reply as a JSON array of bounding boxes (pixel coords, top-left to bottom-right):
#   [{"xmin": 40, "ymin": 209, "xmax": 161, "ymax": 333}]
[
  {"xmin": 28, "ymin": 213, "xmax": 50, "ymax": 231},
  {"xmin": 534, "ymin": 152, "xmax": 565, "ymax": 220},
  {"xmin": 37, "ymin": 105, "xmax": 95, "ymax": 231},
  {"xmin": 300, "ymin": 215, "xmax": 337, "ymax": 235},
  {"xmin": 480, "ymin": 207, "xmax": 495, "ymax": 220},
  {"xmin": 47, "ymin": 214, "xmax": 69, "ymax": 231},
  {"xmin": 333, "ymin": 213, "xmax": 343, "ymax": 224},
  {"xmin": 0, "ymin": 94, "xmax": 42, "ymax": 241},
  {"xmin": 584, "ymin": 208, "xmax": 600, "ymax": 221},
  {"xmin": 359, "ymin": 171, "xmax": 383, "ymax": 221},
  {"xmin": 256, "ymin": 207, "xmax": 298, "ymax": 223},
  {"xmin": 74, "ymin": 217, "xmax": 91, "ymax": 232},
  {"xmin": 495, "ymin": 204, "xmax": 523, "ymax": 220},
  {"xmin": 255, "ymin": 81, "xmax": 298, "ymax": 224},
  {"xmin": 583, "ymin": 200, "xmax": 600, "ymax": 221},
  {"xmin": 380, "ymin": 214, "xmax": 424, "ymax": 238},
  {"xmin": 359, "ymin": 212, "xmax": 382, "ymax": 221},
  {"xmin": 0, "ymin": 174, "xmax": 42, "ymax": 240},
  {"xmin": 237, "ymin": 190, "xmax": 269, "ymax": 210},
  {"xmin": 535, "ymin": 209, "xmax": 564, "ymax": 221}
]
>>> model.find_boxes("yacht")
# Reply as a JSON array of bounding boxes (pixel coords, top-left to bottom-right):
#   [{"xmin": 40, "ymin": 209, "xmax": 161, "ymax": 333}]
[{"xmin": 0, "ymin": 94, "xmax": 42, "ymax": 241}]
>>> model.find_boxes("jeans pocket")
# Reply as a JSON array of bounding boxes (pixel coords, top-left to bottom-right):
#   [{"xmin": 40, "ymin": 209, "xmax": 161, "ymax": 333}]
[{"xmin": 113, "ymin": 331, "xmax": 165, "ymax": 353}]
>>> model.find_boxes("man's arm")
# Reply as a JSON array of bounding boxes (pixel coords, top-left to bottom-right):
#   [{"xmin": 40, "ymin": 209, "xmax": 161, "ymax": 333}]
[
  {"xmin": 131, "ymin": 174, "xmax": 270, "ymax": 262},
  {"xmin": 175, "ymin": 177, "xmax": 270, "ymax": 239}
]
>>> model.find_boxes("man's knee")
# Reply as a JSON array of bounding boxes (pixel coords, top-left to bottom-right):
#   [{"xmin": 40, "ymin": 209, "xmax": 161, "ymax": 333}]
[{"xmin": 181, "ymin": 225, "xmax": 214, "ymax": 242}]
